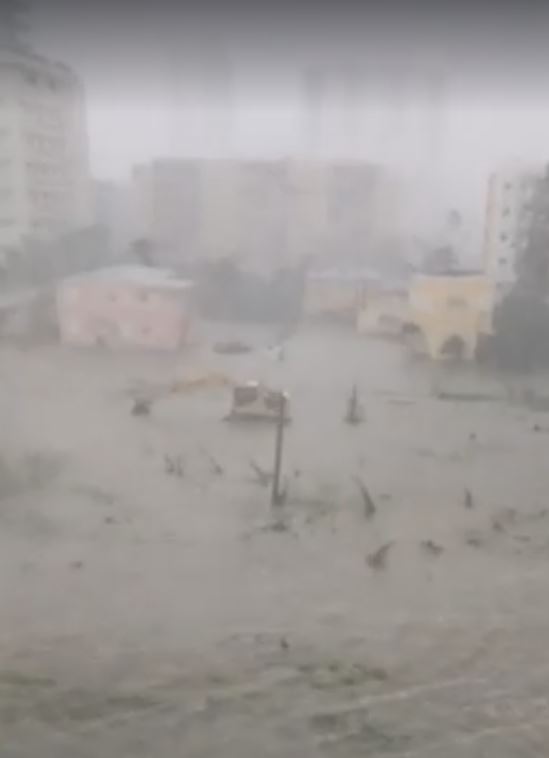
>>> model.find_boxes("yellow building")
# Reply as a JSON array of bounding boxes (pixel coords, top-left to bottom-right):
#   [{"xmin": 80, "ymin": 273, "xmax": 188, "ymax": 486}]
[{"xmin": 408, "ymin": 273, "xmax": 494, "ymax": 360}]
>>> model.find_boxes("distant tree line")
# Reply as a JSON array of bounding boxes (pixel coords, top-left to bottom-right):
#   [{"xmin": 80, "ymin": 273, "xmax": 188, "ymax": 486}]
[
  {"xmin": 0, "ymin": 226, "xmax": 112, "ymax": 292},
  {"xmin": 193, "ymin": 258, "xmax": 306, "ymax": 325}
]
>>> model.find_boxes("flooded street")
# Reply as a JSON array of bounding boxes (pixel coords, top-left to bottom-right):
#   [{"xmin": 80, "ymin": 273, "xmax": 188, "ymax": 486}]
[{"xmin": 2, "ymin": 324, "xmax": 549, "ymax": 756}]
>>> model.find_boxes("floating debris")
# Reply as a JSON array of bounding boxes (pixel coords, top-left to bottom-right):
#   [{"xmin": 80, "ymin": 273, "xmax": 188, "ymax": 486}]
[
  {"xmin": 491, "ymin": 517, "xmax": 506, "ymax": 533},
  {"xmin": 355, "ymin": 477, "xmax": 376, "ymax": 519},
  {"xmin": 366, "ymin": 542, "xmax": 393, "ymax": 570},
  {"xmin": 528, "ymin": 508, "xmax": 549, "ymax": 521},
  {"xmin": 345, "ymin": 384, "xmax": 364, "ymax": 425},
  {"xmin": 279, "ymin": 636, "xmax": 290, "ymax": 651},
  {"xmin": 464, "ymin": 531, "xmax": 484, "ymax": 548},
  {"xmin": 213, "ymin": 340, "xmax": 252, "ymax": 355},
  {"xmin": 131, "ymin": 397, "xmax": 151, "ymax": 416},
  {"xmin": 436, "ymin": 391, "xmax": 499, "ymax": 403},
  {"xmin": 202, "ymin": 449, "xmax": 224, "ymax": 477},
  {"xmin": 420, "ymin": 540, "xmax": 444, "ymax": 557},
  {"xmin": 265, "ymin": 519, "xmax": 290, "ymax": 534},
  {"xmin": 164, "ymin": 455, "xmax": 184, "ymax": 478},
  {"xmin": 249, "ymin": 459, "xmax": 272, "ymax": 487}
]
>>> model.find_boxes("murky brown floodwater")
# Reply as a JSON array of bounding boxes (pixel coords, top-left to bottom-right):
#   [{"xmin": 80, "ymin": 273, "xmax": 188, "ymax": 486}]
[{"xmin": 1, "ymin": 323, "xmax": 549, "ymax": 756}]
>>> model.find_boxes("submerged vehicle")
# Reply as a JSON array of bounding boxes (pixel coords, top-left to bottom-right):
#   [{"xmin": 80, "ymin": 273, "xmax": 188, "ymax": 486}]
[{"xmin": 226, "ymin": 381, "xmax": 291, "ymax": 422}]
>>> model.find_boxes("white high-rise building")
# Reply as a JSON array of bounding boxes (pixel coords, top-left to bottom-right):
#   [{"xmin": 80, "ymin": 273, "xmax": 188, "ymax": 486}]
[
  {"xmin": 483, "ymin": 164, "xmax": 537, "ymax": 296},
  {"xmin": 0, "ymin": 45, "xmax": 91, "ymax": 253}
]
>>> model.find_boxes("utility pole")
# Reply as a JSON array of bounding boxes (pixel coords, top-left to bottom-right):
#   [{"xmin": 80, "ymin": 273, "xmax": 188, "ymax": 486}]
[{"xmin": 271, "ymin": 392, "xmax": 287, "ymax": 507}]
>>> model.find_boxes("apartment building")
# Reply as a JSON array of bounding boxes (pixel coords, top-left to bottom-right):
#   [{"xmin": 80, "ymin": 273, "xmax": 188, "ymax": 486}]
[
  {"xmin": 130, "ymin": 158, "xmax": 396, "ymax": 272},
  {"xmin": 132, "ymin": 159, "xmax": 202, "ymax": 266},
  {"xmin": 0, "ymin": 46, "xmax": 91, "ymax": 253},
  {"xmin": 483, "ymin": 164, "xmax": 537, "ymax": 296}
]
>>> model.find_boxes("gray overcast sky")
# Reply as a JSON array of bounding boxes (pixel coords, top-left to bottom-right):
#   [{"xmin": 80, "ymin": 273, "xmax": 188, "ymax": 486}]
[{"xmin": 28, "ymin": 0, "xmax": 549, "ymax": 240}]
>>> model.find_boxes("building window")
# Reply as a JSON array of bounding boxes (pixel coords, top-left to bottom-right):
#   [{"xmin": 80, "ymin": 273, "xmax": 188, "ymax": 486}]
[
  {"xmin": 498, "ymin": 256, "xmax": 508, "ymax": 266},
  {"xmin": 500, "ymin": 233, "xmax": 508, "ymax": 242}
]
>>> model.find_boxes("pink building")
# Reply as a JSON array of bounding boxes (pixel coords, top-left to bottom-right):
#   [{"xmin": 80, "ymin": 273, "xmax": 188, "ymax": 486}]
[{"xmin": 57, "ymin": 266, "xmax": 194, "ymax": 350}]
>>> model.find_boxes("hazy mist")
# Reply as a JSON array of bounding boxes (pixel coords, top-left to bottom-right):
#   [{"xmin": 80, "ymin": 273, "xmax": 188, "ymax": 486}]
[{"xmin": 27, "ymin": 0, "xmax": 549, "ymax": 246}]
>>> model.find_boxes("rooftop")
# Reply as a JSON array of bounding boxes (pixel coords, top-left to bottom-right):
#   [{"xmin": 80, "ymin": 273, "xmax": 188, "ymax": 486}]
[
  {"xmin": 61, "ymin": 266, "xmax": 195, "ymax": 291},
  {"xmin": 415, "ymin": 269, "xmax": 486, "ymax": 278}
]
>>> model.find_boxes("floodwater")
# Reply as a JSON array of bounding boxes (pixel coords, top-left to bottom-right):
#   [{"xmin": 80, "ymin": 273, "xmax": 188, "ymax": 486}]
[{"xmin": 1, "ymin": 322, "xmax": 549, "ymax": 756}]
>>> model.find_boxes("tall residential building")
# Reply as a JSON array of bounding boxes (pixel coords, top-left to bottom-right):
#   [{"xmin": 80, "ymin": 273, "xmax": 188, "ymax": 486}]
[
  {"xmin": 130, "ymin": 157, "xmax": 399, "ymax": 272},
  {"xmin": 131, "ymin": 159, "xmax": 202, "ymax": 266},
  {"xmin": 0, "ymin": 45, "xmax": 91, "ymax": 253},
  {"xmin": 483, "ymin": 164, "xmax": 537, "ymax": 296}
]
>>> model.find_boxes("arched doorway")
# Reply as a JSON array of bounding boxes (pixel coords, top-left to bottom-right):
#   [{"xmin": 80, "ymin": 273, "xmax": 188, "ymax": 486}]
[
  {"xmin": 439, "ymin": 334, "xmax": 466, "ymax": 360},
  {"xmin": 402, "ymin": 322, "xmax": 429, "ymax": 356}
]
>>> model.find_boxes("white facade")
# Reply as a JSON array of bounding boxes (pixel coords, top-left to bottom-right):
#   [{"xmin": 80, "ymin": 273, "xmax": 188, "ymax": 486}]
[
  {"xmin": 0, "ymin": 47, "xmax": 90, "ymax": 252},
  {"xmin": 483, "ymin": 164, "xmax": 537, "ymax": 295}
]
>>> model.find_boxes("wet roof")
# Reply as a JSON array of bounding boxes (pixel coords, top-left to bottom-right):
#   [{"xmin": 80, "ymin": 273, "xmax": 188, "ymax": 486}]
[
  {"xmin": 416, "ymin": 269, "xmax": 485, "ymax": 278},
  {"xmin": 61, "ymin": 266, "xmax": 195, "ymax": 290},
  {"xmin": 307, "ymin": 267, "xmax": 381, "ymax": 281}
]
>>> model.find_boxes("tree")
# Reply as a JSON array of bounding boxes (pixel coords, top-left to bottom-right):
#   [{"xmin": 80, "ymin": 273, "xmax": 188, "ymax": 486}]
[
  {"xmin": 516, "ymin": 167, "xmax": 549, "ymax": 297},
  {"xmin": 131, "ymin": 238, "xmax": 155, "ymax": 267},
  {"xmin": 492, "ymin": 291, "xmax": 549, "ymax": 370},
  {"xmin": 422, "ymin": 245, "xmax": 458, "ymax": 273}
]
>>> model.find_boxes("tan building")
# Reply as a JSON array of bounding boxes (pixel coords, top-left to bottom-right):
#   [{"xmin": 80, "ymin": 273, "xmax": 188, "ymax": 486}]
[
  {"xmin": 0, "ymin": 47, "xmax": 90, "ymax": 253},
  {"xmin": 130, "ymin": 158, "xmax": 398, "ymax": 272},
  {"xmin": 408, "ymin": 272, "xmax": 494, "ymax": 360}
]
